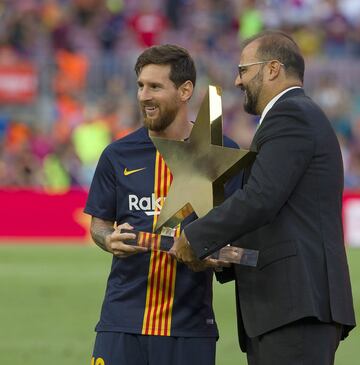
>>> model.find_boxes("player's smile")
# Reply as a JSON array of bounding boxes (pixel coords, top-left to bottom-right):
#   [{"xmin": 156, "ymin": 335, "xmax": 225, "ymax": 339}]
[{"xmin": 143, "ymin": 104, "xmax": 159, "ymax": 117}]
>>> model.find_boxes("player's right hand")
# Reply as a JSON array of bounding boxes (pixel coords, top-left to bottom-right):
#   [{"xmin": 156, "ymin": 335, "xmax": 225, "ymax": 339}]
[{"xmin": 105, "ymin": 222, "xmax": 148, "ymax": 258}]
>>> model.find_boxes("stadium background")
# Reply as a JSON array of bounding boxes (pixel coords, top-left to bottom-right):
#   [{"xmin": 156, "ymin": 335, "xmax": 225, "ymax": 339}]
[{"xmin": 0, "ymin": 0, "xmax": 359, "ymax": 363}]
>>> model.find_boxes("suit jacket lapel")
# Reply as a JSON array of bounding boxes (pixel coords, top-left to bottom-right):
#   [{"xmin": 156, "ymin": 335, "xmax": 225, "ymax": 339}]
[
  {"xmin": 246, "ymin": 88, "xmax": 305, "ymax": 185},
  {"xmin": 250, "ymin": 88, "xmax": 305, "ymax": 148}
]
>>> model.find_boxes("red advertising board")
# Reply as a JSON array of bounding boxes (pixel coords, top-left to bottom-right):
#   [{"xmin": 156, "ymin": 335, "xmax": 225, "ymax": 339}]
[
  {"xmin": 0, "ymin": 189, "xmax": 90, "ymax": 243},
  {"xmin": 343, "ymin": 191, "xmax": 360, "ymax": 247},
  {"xmin": 0, "ymin": 63, "xmax": 38, "ymax": 103}
]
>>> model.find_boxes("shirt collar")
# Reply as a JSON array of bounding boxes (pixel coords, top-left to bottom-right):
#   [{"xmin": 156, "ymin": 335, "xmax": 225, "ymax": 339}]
[{"xmin": 258, "ymin": 86, "xmax": 302, "ymax": 126}]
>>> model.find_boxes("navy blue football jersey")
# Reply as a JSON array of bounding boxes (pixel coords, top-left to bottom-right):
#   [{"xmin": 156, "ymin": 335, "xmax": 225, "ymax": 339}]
[{"xmin": 85, "ymin": 126, "xmax": 242, "ymax": 337}]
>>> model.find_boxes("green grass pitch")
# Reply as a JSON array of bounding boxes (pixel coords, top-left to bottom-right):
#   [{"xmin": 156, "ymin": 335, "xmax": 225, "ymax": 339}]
[{"xmin": 0, "ymin": 244, "xmax": 359, "ymax": 364}]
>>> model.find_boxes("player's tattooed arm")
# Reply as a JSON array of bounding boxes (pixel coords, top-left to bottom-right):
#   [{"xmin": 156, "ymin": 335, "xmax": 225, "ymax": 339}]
[
  {"xmin": 90, "ymin": 217, "xmax": 115, "ymax": 252},
  {"xmin": 90, "ymin": 217, "xmax": 148, "ymax": 257}
]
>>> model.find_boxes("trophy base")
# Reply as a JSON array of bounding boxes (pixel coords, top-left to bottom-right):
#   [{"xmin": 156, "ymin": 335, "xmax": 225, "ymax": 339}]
[{"xmin": 121, "ymin": 229, "xmax": 258, "ymax": 267}]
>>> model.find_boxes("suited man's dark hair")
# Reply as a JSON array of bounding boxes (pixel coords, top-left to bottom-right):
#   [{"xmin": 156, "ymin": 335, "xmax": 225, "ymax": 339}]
[
  {"xmin": 134, "ymin": 44, "xmax": 196, "ymax": 88},
  {"xmin": 242, "ymin": 30, "xmax": 305, "ymax": 83}
]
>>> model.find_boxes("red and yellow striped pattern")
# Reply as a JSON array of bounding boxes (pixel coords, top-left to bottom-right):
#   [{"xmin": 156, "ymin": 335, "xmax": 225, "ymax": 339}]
[
  {"xmin": 141, "ymin": 151, "xmax": 179, "ymax": 336},
  {"xmin": 138, "ymin": 231, "xmax": 159, "ymax": 249}
]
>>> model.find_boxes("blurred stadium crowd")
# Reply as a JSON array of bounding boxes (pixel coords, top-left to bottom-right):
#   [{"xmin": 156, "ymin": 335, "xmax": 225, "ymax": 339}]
[{"xmin": 1, "ymin": 0, "xmax": 360, "ymax": 190}]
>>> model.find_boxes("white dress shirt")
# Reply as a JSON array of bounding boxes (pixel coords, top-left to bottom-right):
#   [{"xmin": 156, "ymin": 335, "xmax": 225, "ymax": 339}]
[{"xmin": 258, "ymin": 86, "xmax": 302, "ymax": 126}]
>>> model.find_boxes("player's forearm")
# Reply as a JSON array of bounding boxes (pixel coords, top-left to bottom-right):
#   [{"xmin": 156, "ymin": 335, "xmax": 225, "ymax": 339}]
[
  {"xmin": 90, "ymin": 217, "xmax": 115, "ymax": 252},
  {"xmin": 91, "ymin": 227, "xmax": 114, "ymax": 252}
]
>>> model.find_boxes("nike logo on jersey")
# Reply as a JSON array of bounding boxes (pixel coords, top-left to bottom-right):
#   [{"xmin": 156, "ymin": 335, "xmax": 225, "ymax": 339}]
[{"xmin": 124, "ymin": 167, "xmax": 146, "ymax": 176}]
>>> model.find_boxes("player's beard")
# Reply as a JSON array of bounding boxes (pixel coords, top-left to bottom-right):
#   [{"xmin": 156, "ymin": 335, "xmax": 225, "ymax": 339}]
[
  {"xmin": 141, "ymin": 101, "xmax": 179, "ymax": 132},
  {"xmin": 242, "ymin": 70, "xmax": 264, "ymax": 115}
]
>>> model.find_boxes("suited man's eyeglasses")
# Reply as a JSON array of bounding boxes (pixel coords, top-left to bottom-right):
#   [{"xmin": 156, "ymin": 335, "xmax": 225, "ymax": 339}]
[{"xmin": 238, "ymin": 60, "xmax": 285, "ymax": 78}]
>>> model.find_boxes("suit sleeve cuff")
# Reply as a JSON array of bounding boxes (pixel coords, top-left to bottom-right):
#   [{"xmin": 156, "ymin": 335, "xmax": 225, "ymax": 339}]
[{"xmin": 184, "ymin": 221, "xmax": 223, "ymax": 260}]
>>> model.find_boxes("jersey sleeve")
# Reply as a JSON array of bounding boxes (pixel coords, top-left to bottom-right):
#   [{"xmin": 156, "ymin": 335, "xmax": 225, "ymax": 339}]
[{"xmin": 84, "ymin": 147, "xmax": 117, "ymax": 221}]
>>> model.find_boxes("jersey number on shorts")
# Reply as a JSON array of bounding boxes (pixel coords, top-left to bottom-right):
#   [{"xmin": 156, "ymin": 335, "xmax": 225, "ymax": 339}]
[{"xmin": 91, "ymin": 357, "xmax": 105, "ymax": 365}]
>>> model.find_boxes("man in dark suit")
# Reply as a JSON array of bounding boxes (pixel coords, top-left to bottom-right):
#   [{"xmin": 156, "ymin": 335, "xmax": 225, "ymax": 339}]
[{"xmin": 170, "ymin": 31, "xmax": 356, "ymax": 365}]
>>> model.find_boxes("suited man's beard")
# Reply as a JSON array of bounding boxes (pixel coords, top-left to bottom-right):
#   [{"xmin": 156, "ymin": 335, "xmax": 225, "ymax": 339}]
[
  {"xmin": 142, "ymin": 104, "xmax": 179, "ymax": 132},
  {"xmin": 243, "ymin": 72, "xmax": 263, "ymax": 116}
]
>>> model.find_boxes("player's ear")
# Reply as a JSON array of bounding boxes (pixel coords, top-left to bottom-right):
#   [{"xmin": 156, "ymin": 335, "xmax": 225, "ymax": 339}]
[{"xmin": 179, "ymin": 80, "xmax": 193, "ymax": 102}]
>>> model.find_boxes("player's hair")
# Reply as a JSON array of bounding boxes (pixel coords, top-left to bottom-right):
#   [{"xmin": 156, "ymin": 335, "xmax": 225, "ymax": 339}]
[
  {"xmin": 134, "ymin": 44, "xmax": 196, "ymax": 87},
  {"xmin": 242, "ymin": 30, "xmax": 305, "ymax": 83}
]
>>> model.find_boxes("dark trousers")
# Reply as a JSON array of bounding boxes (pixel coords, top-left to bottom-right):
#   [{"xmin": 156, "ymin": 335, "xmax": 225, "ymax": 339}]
[{"xmin": 246, "ymin": 318, "xmax": 343, "ymax": 365}]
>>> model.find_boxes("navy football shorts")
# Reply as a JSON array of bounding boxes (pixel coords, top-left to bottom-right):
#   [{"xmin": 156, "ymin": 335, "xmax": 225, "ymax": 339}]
[{"xmin": 91, "ymin": 332, "xmax": 216, "ymax": 365}]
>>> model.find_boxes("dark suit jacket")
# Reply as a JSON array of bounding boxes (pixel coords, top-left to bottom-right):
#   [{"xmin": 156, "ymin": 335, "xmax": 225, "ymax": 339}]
[{"xmin": 184, "ymin": 88, "xmax": 356, "ymax": 351}]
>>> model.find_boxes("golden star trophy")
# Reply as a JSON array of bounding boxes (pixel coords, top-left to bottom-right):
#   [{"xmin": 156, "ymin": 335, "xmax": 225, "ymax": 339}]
[{"xmin": 128, "ymin": 85, "xmax": 258, "ymax": 266}]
